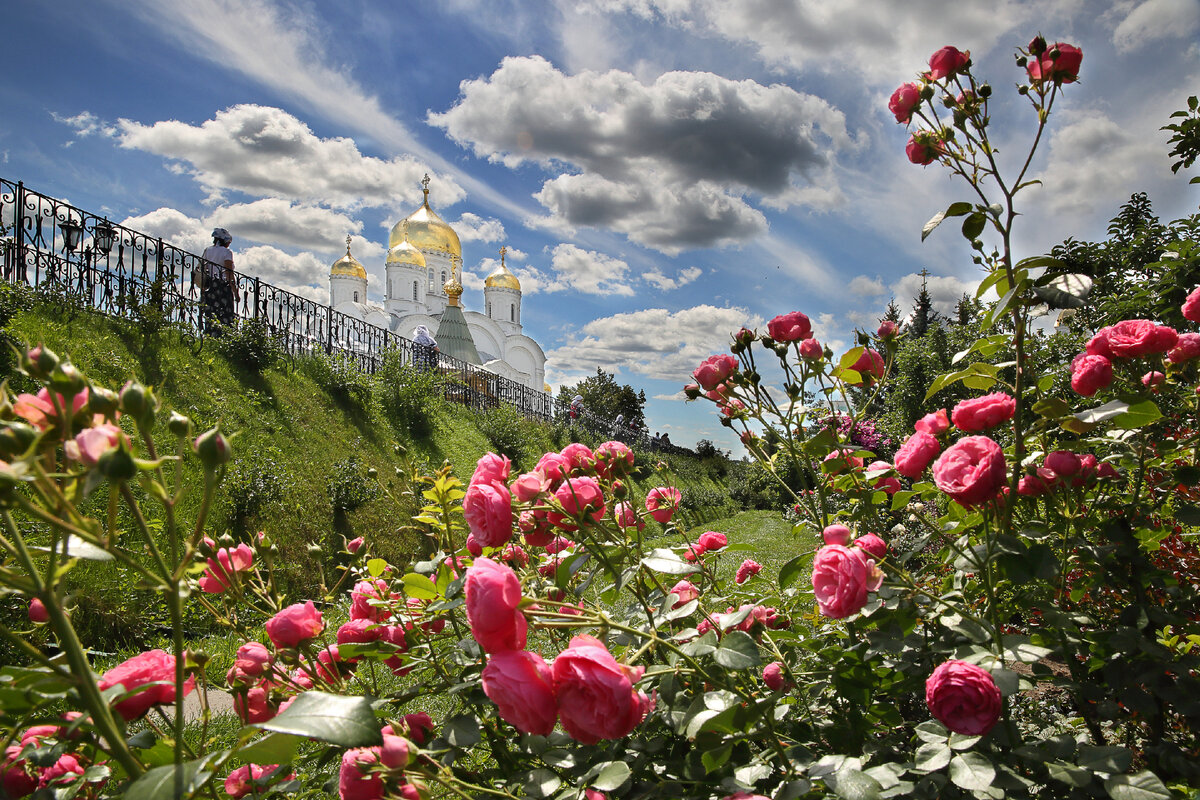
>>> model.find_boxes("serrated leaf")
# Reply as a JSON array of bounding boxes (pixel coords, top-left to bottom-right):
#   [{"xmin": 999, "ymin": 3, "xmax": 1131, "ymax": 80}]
[
  {"xmin": 124, "ymin": 756, "xmax": 219, "ymax": 800},
  {"xmin": 922, "ymin": 202, "xmax": 973, "ymax": 242},
  {"xmin": 701, "ymin": 744, "xmax": 732, "ymax": 773},
  {"xmin": 828, "ymin": 768, "xmax": 883, "ymax": 800},
  {"xmin": 712, "ymin": 630, "xmax": 760, "ymax": 670},
  {"xmin": 1032, "ymin": 273, "xmax": 1093, "ymax": 309},
  {"xmin": 915, "ymin": 719, "xmax": 949, "ymax": 743},
  {"xmin": 444, "ymin": 713, "xmax": 482, "ymax": 748},
  {"xmin": 523, "ymin": 769, "xmax": 561, "ymax": 798},
  {"xmin": 401, "ymin": 572, "xmax": 438, "ymax": 600},
  {"xmin": 1075, "ymin": 399, "xmax": 1129, "ymax": 425},
  {"xmin": 962, "ymin": 212, "xmax": 986, "ymax": 241},
  {"xmin": 1077, "ymin": 745, "xmax": 1132, "ymax": 775},
  {"xmin": 839, "ymin": 346, "xmax": 865, "ymax": 370},
  {"xmin": 949, "ymin": 752, "xmax": 995, "ymax": 791},
  {"xmin": 252, "ymin": 691, "xmax": 381, "ymax": 747},
  {"xmin": 591, "ymin": 760, "xmax": 631, "ymax": 790},
  {"xmin": 641, "ymin": 549, "xmax": 699, "ymax": 575},
  {"xmin": 1114, "ymin": 399, "xmax": 1161, "ymax": 429},
  {"xmin": 1047, "ymin": 761, "xmax": 1093, "ymax": 787},
  {"xmin": 1103, "ymin": 771, "xmax": 1171, "ymax": 800},
  {"xmin": 1033, "ymin": 397, "xmax": 1070, "ymax": 419},
  {"xmin": 779, "ymin": 553, "xmax": 809, "ymax": 590},
  {"xmin": 915, "ymin": 741, "xmax": 952, "ymax": 772},
  {"xmin": 236, "ymin": 732, "xmax": 301, "ymax": 763},
  {"xmin": 64, "ymin": 535, "xmax": 113, "ymax": 561},
  {"xmin": 367, "ymin": 558, "xmax": 387, "ymax": 577}
]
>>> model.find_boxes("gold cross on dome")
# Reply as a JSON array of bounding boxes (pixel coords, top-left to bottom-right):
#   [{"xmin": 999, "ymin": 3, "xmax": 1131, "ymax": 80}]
[
  {"xmin": 499, "ymin": 246, "xmax": 507, "ymax": 266},
  {"xmin": 345, "ymin": 234, "xmax": 352, "ymax": 253},
  {"xmin": 421, "ymin": 173, "xmax": 431, "ymax": 200}
]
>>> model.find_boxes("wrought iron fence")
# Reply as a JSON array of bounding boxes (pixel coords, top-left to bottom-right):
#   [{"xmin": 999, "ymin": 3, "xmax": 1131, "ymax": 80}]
[{"xmin": 0, "ymin": 178, "xmax": 554, "ymax": 422}]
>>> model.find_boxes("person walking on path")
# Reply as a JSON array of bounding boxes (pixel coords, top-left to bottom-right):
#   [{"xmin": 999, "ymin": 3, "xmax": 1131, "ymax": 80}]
[
  {"xmin": 199, "ymin": 228, "xmax": 239, "ymax": 335},
  {"xmin": 413, "ymin": 324, "xmax": 439, "ymax": 371}
]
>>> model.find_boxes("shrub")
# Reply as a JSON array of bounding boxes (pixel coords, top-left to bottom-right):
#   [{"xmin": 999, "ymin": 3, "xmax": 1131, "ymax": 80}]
[
  {"xmin": 215, "ymin": 316, "xmax": 282, "ymax": 374},
  {"xmin": 374, "ymin": 346, "xmax": 443, "ymax": 438},
  {"xmin": 327, "ymin": 455, "xmax": 380, "ymax": 513},
  {"xmin": 476, "ymin": 403, "xmax": 535, "ymax": 469},
  {"xmin": 300, "ymin": 349, "xmax": 373, "ymax": 411},
  {"xmin": 224, "ymin": 449, "xmax": 290, "ymax": 525}
]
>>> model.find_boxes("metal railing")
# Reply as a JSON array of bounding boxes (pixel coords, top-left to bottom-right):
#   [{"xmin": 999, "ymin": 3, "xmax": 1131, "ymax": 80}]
[{"xmin": 0, "ymin": 178, "xmax": 553, "ymax": 422}]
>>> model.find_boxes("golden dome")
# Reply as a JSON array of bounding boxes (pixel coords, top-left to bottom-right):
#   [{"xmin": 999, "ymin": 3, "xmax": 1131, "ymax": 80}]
[
  {"xmin": 386, "ymin": 234, "xmax": 426, "ymax": 268},
  {"xmin": 444, "ymin": 276, "xmax": 464, "ymax": 307},
  {"xmin": 330, "ymin": 235, "xmax": 367, "ymax": 280},
  {"xmin": 485, "ymin": 245, "xmax": 521, "ymax": 291},
  {"xmin": 387, "ymin": 175, "xmax": 461, "ymax": 260},
  {"xmin": 544, "ymin": 382, "xmax": 552, "ymax": 393}
]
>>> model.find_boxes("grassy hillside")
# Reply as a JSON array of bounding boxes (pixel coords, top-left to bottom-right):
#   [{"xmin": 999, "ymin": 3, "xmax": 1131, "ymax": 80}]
[{"xmin": 0, "ymin": 289, "xmax": 740, "ymax": 650}]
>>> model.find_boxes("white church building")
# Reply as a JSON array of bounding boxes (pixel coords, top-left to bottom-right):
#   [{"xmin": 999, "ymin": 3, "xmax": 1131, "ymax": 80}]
[{"xmin": 328, "ymin": 176, "xmax": 547, "ymax": 391}]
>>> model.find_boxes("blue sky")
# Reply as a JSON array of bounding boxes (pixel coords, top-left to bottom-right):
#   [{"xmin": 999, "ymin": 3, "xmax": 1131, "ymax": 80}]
[{"xmin": 4, "ymin": 0, "xmax": 1199, "ymax": 455}]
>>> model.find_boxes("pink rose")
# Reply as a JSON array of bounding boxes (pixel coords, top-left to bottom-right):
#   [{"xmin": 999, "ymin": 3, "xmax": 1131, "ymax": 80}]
[
  {"xmin": 266, "ymin": 601, "xmax": 325, "ymax": 649},
  {"xmin": 693, "ymin": 353, "xmax": 739, "ymax": 391},
  {"xmin": 346, "ymin": 536, "xmax": 365, "ymax": 554},
  {"xmin": 560, "ymin": 443, "xmax": 596, "ymax": 474},
  {"xmin": 339, "ymin": 748, "xmax": 383, "ymax": 800},
  {"xmin": 1044, "ymin": 450, "xmax": 1081, "ymax": 479},
  {"xmin": 822, "ymin": 524, "xmax": 851, "ymax": 546},
  {"xmin": 877, "ymin": 319, "xmax": 899, "ymax": 339},
  {"xmin": 585, "ymin": 791, "xmax": 609, "ymax": 800},
  {"xmin": 1169, "ymin": 333, "xmax": 1200, "ymax": 363},
  {"xmin": 811, "ymin": 545, "xmax": 879, "ymax": 619},
  {"xmin": 762, "ymin": 661, "xmax": 786, "ymax": 691},
  {"xmin": 1094, "ymin": 320, "xmax": 1178, "ymax": 358},
  {"xmin": 1018, "ymin": 475, "xmax": 1047, "ymax": 497},
  {"xmin": 400, "ymin": 712, "xmax": 435, "ymax": 744},
  {"xmin": 520, "ymin": 510, "xmax": 554, "ymax": 547},
  {"xmin": 535, "ymin": 452, "xmax": 571, "ymax": 486},
  {"xmin": 67, "ymin": 422, "xmax": 125, "ymax": 466},
  {"xmin": 928, "ymin": 46, "xmax": 970, "ymax": 80},
  {"xmin": 481, "ymin": 649, "xmax": 559, "ymax": 735},
  {"xmin": 823, "ymin": 448, "xmax": 863, "ymax": 474},
  {"xmin": 645, "ymin": 486, "xmax": 682, "ymax": 524},
  {"xmin": 350, "ymin": 579, "xmax": 394, "ymax": 622},
  {"xmin": 28, "ymin": 598, "xmax": 48, "ymax": 624},
  {"xmin": 895, "ymin": 431, "xmax": 940, "ymax": 479},
  {"xmin": 463, "ymin": 481, "xmax": 513, "ymax": 548},
  {"xmin": 767, "ymin": 311, "xmax": 812, "ymax": 342},
  {"xmin": 381, "ymin": 733, "xmax": 411, "ymax": 768},
  {"xmin": 1143, "ymin": 370, "xmax": 1165, "ymax": 388},
  {"xmin": 99, "ymin": 649, "xmax": 194, "ymax": 721},
  {"xmin": 854, "ymin": 533, "xmax": 887, "ymax": 561},
  {"xmin": 225, "ymin": 764, "xmax": 282, "ymax": 799},
  {"xmin": 1184, "ymin": 287, "xmax": 1200, "ymax": 323},
  {"xmin": 471, "ymin": 452, "xmax": 511, "ymax": 486},
  {"xmin": 724, "ymin": 794, "xmax": 771, "ymax": 800},
  {"xmin": 1071, "ymin": 354, "xmax": 1113, "ymax": 397},
  {"xmin": 850, "ymin": 349, "xmax": 885, "ymax": 383},
  {"xmin": 735, "ymin": 559, "xmax": 762, "ymax": 584},
  {"xmin": 1026, "ymin": 42, "xmax": 1082, "ymax": 84},
  {"xmin": 868, "ymin": 461, "xmax": 902, "ymax": 494},
  {"xmin": 595, "ymin": 440, "xmax": 634, "ymax": 477},
  {"xmin": 951, "ymin": 392, "xmax": 1016, "ymax": 432},
  {"xmin": 925, "ymin": 659, "xmax": 1003, "ymax": 736},
  {"xmin": 932, "ymin": 436, "xmax": 1007, "ymax": 508},
  {"xmin": 199, "ymin": 542, "xmax": 255, "ymax": 593},
  {"xmin": 231, "ymin": 641, "xmax": 273, "ymax": 681},
  {"xmin": 914, "ymin": 408, "xmax": 950, "ymax": 435},
  {"xmin": 613, "ymin": 501, "xmax": 644, "ymax": 531},
  {"xmin": 466, "ymin": 533, "xmax": 483, "ymax": 556},
  {"xmin": 233, "ymin": 685, "xmax": 276, "ymax": 724},
  {"xmin": 697, "ymin": 531, "xmax": 727, "ymax": 550},
  {"xmin": 888, "ymin": 82, "xmax": 921, "ymax": 123},
  {"xmin": 669, "ymin": 579, "xmax": 700, "ymax": 608},
  {"xmin": 799, "ymin": 338, "xmax": 823, "ymax": 359},
  {"xmin": 465, "ymin": 557, "xmax": 527, "ymax": 654},
  {"xmin": 550, "ymin": 476, "xmax": 605, "ymax": 531},
  {"xmin": 3, "ymin": 746, "xmax": 37, "ymax": 798},
  {"xmin": 906, "ymin": 133, "xmax": 942, "ymax": 165},
  {"xmin": 512, "ymin": 471, "xmax": 550, "ymax": 502},
  {"xmin": 39, "ymin": 754, "xmax": 84, "ymax": 789},
  {"xmin": 336, "ymin": 619, "xmax": 382, "ymax": 652},
  {"xmin": 551, "ymin": 634, "xmax": 654, "ymax": 744}
]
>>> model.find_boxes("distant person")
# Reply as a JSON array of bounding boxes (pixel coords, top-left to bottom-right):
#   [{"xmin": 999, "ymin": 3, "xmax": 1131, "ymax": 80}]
[
  {"xmin": 661, "ymin": 432, "xmax": 671, "ymax": 445},
  {"xmin": 570, "ymin": 394, "xmax": 583, "ymax": 420},
  {"xmin": 199, "ymin": 228, "xmax": 239, "ymax": 335},
  {"xmin": 413, "ymin": 325, "xmax": 439, "ymax": 371}
]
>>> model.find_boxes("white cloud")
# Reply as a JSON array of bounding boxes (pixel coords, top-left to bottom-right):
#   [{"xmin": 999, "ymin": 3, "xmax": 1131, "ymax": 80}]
[
  {"xmin": 1112, "ymin": 0, "xmax": 1200, "ymax": 52},
  {"xmin": 208, "ymin": 199, "xmax": 369, "ymax": 253},
  {"xmin": 114, "ymin": 105, "xmax": 456, "ymax": 209},
  {"xmin": 545, "ymin": 304, "xmax": 762, "ymax": 382},
  {"xmin": 893, "ymin": 271, "xmax": 978, "ymax": 318},
  {"xmin": 546, "ymin": 244, "xmax": 634, "ymax": 295},
  {"xmin": 429, "ymin": 55, "xmax": 848, "ymax": 251},
  {"xmin": 645, "ymin": 266, "xmax": 702, "ymax": 290},
  {"xmin": 51, "ymin": 111, "xmax": 116, "ymax": 143},
  {"xmin": 454, "ymin": 212, "xmax": 506, "ymax": 243},
  {"xmin": 848, "ymin": 275, "xmax": 886, "ymax": 296}
]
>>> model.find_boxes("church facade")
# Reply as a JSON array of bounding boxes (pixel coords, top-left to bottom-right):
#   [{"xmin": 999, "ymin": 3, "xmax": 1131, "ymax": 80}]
[{"xmin": 328, "ymin": 177, "xmax": 547, "ymax": 391}]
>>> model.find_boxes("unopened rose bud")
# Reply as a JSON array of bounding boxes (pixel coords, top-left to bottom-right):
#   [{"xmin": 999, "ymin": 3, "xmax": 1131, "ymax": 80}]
[
  {"xmin": 29, "ymin": 597, "xmax": 49, "ymax": 624},
  {"xmin": 218, "ymin": 533, "xmax": 235, "ymax": 547},
  {"xmin": 759, "ymin": 335, "xmax": 775, "ymax": 349},
  {"xmin": 683, "ymin": 383, "xmax": 701, "ymax": 400},
  {"xmin": 1015, "ymin": 55, "xmax": 1027, "ymax": 68},
  {"xmin": 98, "ymin": 443, "xmax": 138, "ymax": 482},
  {"xmin": 0, "ymin": 421, "xmax": 37, "ymax": 460},
  {"xmin": 612, "ymin": 480, "xmax": 628, "ymax": 500},
  {"xmin": 22, "ymin": 345, "xmax": 59, "ymax": 379},
  {"xmin": 367, "ymin": 467, "xmax": 378, "ymax": 479},
  {"xmin": 978, "ymin": 84, "xmax": 992, "ymax": 98},
  {"xmin": 307, "ymin": 543, "xmax": 323, "ymax": 555},
  {"xmin": 1028, "ymin": 35, "xmax": 1046, "ymax": 56},
  {"xmin": 193, "ymin": 427, "xmax": 231, "ymax": 468},
  {"xmin": 920, "ymin": 84, "xmax": 934, "ymax": 100},
  {"xmin": 119, "ymin": 381, "xmax": 157, "ymax": 428},
  {"xmin": 167, "ymin": 411, "xmax": 192, "ymax": 437},
  {"xmin": 87, "ymin": 387, "xmax": 119, "ymax": 417},
  {"xmin": 49, "ymin": 363, "xmax": 87, "ymax": 396},
  {"xmin": 345, "ymin": 536, "xmax": 364, "ymax": 554},
  {"xmin": 1017, "ymin": 84, "xmax": 1029, "ymax": 95},
  {"xmin": 188, "ymin": 649, "xmax": 211, "ymax": 668}
]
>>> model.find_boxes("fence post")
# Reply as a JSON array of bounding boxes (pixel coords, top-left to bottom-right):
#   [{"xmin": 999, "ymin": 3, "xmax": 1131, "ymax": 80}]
[
  {"xmin": 156, "ymin": 238, "xmax": 165, "ymax": 312},
  {"xmin": 13, "ymin": 182, "xmax": 24, "ymax": 284},
  {"xmin": 254, "ymin": 276, "xmax": 261, "ymax": 319},
  {"xmin": 326, "ymin": 305, "xmax": 334, "ymax": 355}
]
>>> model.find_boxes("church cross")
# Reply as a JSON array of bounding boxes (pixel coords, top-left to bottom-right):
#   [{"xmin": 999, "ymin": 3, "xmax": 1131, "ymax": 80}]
[
  {"xmin": 499, "ymin": 245, "xmax": 506, "ymax": 266},
  {"xmin": 345, "ymin": 234, "xmax": 352, "ymax": 253},
  {"xmin": 421, "ymin": 173, "xmax": 431, "ymax": 201}
]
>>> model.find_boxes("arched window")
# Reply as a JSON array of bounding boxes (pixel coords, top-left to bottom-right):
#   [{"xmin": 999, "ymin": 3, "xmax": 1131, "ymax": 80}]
[
  {"xmin": 510, "ymin": 304, "xmax": 515, "ymax": 321},
  {"xmin": 428, "ymin": 268, "xmax": 433, "ymax": 289},
  {"xmin": 412, "ymin": 281, "xmax": 419, "ymax": 301},
  {"xmin": 441, "ymin": 270, "xmax": 447, "ymax": 288},
  {"xmin": 353, "ymin": 292, "xmax": 359, "ymax": 303}
]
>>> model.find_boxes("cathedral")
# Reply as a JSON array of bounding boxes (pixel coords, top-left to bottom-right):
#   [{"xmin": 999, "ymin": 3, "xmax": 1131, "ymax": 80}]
[{"xmin": 328, "ymin": 176, "xmax": 547, "ymax": 391}]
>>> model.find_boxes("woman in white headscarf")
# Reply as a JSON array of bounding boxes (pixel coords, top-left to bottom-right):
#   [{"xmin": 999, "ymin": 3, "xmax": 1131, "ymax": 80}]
[
  {"xmin": 199, "ymin": 228, "xmax": 239, "ymax": 335},
  {"xmin": 413, "ymin": 324, "xmax": 438, "ymax": 371}
]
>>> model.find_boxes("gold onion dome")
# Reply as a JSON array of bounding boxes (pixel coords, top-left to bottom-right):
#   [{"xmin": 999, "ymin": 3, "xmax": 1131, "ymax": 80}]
[
  {"xmin": 386, "ymin": 233, "xmax": 427, "ymax": 268},
  {"xmin": 485, "ymin": 246, "xmax": 521, "ymax": 291},
  {"xmin": 443, "ymin": 276, "xmax": 464, "ymax": 306},
  {"xmin": 330, "ymin": 235, "xmax": 367, "ymax": 280},
  {"xmin": 388, "ymin": 174, "xmax": 461, "ymax": 259}
]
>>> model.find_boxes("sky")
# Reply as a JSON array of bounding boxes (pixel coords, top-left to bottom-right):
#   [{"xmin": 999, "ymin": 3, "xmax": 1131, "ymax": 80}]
[{"xmin": 3, "ymin": 0, "xmax": 1199, "ymax": 456}]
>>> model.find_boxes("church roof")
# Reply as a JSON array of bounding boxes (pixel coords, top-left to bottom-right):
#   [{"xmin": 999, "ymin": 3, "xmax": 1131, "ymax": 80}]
[
  {"xmin": 330, "ymin": 235, "xmax": 367, "ymax": 280},
  {"xmin": 435, "ymin": 303, "xmax": 482, "ymax": 365},
  {"xmin": 485, "ymin": 246, "xmax": 521, "ymax": 291},
  {"xmin": 387, "ymin": 174, "xmax": 461, "ymax": 260}
]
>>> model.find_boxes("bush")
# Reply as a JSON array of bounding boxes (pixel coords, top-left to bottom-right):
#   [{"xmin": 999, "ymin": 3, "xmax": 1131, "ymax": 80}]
[
  {"xmin": 327, "ymin": 455, "xmax": 380, "ymax": 514},
  {"xmin": 224, "ymin": 448, "xmax": 290, "ymax": 525},
  {"xmin": 300, "ymin": 349, "xmax": 373, "ymax": 411},
  {"xmin": 374, "ymin": 346, "xmax": 443, "ymax": 438},
  {"xmin": 215, "ymin": 316, "xmax": 282, "ymax": 374},
  {"xmin": 476, "ymin": 403, "xmax": 538, "ymax": 469}
]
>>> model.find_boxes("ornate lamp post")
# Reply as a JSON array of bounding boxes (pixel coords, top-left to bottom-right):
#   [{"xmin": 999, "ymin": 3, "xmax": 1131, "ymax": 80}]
[
  {"xmin": 92, "ymin": 219, "xmax": 116, "ymax": 255},
  {"xmin": 59, "ymin": 219, "xmax": 84, "ymax": 253}
]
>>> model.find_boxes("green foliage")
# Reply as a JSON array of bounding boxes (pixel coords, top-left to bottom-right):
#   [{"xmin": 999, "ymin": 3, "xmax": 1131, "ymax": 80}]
[
  {"xmin": 476, "ymin": 403, "xmax": 540, "ymax": 469},
  {"xmin": 327, "ymin": 455, "xmax": 380, "ymax": 514},
  {"xmin": 299, "ymin": 349, "xmax": 373, "ymax": 411},
  {"xmin": 555, "ymin": 367, "xmax": 646, "ymax": 428},
  {"xmin": 224, "ymin": 447, "xmax": 291, "ymax": 525},
  {"xmin": 374, "ymin": 346, "xmax": 443, "ymax": 438},
  {"xmin": 214, "ymin": 316, "xmax": 282, "ymax": 374},
  {"xmin": 1163, "ymin": 95, "xmax": 1200, "ymax": 176}
]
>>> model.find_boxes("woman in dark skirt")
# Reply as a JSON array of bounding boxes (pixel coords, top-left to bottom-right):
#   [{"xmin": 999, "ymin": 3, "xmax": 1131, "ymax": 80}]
[{"xmin": 200, "ymin": 228, "xmax": 239, "ymax": 335}]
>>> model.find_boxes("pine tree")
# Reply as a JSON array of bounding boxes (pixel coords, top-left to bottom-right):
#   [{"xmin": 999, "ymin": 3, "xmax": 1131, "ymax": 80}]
[
  {"xmin": 882, "ymin": 298, "xmax": 902, "ymax": 325},
  {"xmin": 909, "ymin": 269, "xmax": 940, "ymax": 337}
]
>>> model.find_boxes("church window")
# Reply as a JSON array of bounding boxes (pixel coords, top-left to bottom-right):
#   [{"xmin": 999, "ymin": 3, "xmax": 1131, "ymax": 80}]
[
  {"xmin": 441, "ymin": 270, "xmax": 447, "ymax": 288},
  {"xmin": 428, "ymin": 268, "xmax": 433, "ymax": 289},
  {"xmin": 353, "ymin": 292, "xmax": 359, "ymax": 303},
  {"xmin": 510, "ymin": 304, "xmax": 515, "ymax": 322},
  {"xmin": 487, "ymin": 302, "xmax": 492, "ymax": 317},
  {"xmin": 413, "ymin": 281, "xmax": 418, "ymax": 301}
]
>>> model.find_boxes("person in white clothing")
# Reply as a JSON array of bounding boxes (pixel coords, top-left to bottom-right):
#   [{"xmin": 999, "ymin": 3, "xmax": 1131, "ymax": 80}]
[{"xmin": 199, "ymin": 228, "xmax": 239, "ymax": 335}]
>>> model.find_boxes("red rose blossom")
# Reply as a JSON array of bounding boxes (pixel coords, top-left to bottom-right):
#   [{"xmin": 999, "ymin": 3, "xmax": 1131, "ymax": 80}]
[{"xmin": 926, "ymin": 660, "xmax": 1002, "ymax": 736}]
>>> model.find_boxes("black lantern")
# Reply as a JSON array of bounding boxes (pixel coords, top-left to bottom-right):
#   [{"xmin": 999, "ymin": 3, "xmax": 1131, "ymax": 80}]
[
  {"xmin": 60, "ymin": 219, "xmax": 84, "ymax": 252},
  {"xmin": 93, "ymin": 219, "xmax": 116, "ymax": 255}
]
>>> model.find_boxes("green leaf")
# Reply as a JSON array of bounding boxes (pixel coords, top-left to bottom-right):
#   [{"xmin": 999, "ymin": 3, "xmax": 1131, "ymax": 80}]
[
  {"xmin": 915, "ymin": 742, "xmax": 952, "ymax": 772},
  {"xmin": 778, "ymin": 553, "xmax": 809, "ymax": 590},
  {"xmin": 922, "ymin": 202, "xmax": 973, "ymax": 241},
  {"xmin": 712, "ymin": 630, "xmax": 761, "ymax": 670},
  {"xmin": 961, "ymin": 212, "xmax": 986, "ymax": 242},
  {"xmin": 444, "ymin": 713, "xmax": 482, "ymax": 748},
  {"xmin": 641, "ymin": 549, "xmax": 699, "ymax": 575},
  {"xmin": 1033, "ymin": 397, "xmax": 1070, "ymax": 420},
  {"xmin": 367, "ymin": 558, "xmax": 387, "ymax": 577},
  {"xmin": 915, "ymin": 720, "xmax": 949, "ymax": 743},
  {"xmin": 236, "ymin": 732, "xmax": 302, "ymax": 764},
  {"xmin": 523, "ymin": 769, "xmax": 562, "ymax": 798},
  {"xmin": 64, "ymin": 535, "xmax": 113, "ymax": 561},
  {"xmin": 701, "ymin": 744, "xmax": 733, "ymax": 773},
  {"xmin": 1103, "ymin": 771, "xmax": 1171, "ymax": 800},
  {"xmin": 1114, "ymin": 399, "xmax": 1161, "ymax": 429},
  {"xmin": 1046, "ymin": 761, "xmax": 1093, "ymax": 787},
  {"xmin": 949, "ymin": 752, "xmax": 996, "ymax": 791},
  {"xmin": 590, "ymin": 760, "xmax": 631, "ymax": 791},
  {"xmin": 839, "ymin": 346, "xmax": 865, "ymax": 370},
  {"xmin": 401, "ymin": 572, "xmax": 438, "ymax": 600},
  {"xmin": 1077, "ymin": 745, "xmax": 1132, "ymax": 775},
  {"xmin": 828, "ymin": 768, "xmax": 883, "ymax": 800},
  {"xmin": 1032, "ymin": 273, "xmax": 1092, "ymax": 309},
  {"xmin": 252, "ymin": 691, "xmax": 382, "ymax": 747},
  {"xmin": 124, "ymin": 756, "xmax": 218, "ymax": 800}
]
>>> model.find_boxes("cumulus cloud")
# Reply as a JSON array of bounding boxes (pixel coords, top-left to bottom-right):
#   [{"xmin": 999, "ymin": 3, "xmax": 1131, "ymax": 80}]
[
  {"xmin": 645, "ymin": 266, "xmax": 702, "ymax": 290},
  {"xmin": 545, "ymin": 304, "xmax": 762, "ymax": 382},
  {"xmin": 893, "ymin": 271, "xmax": 978, "ymax": 318},
  {"xmin": 547, "ymin": 244, "xmax": 634, "ymax": 295},
  {"xmin": 429, "ymin": 55, "xmax": 848, "ymax": 251},
  {"xmin": 1112, "ymin": 0, "xmax": 1200, "ymax": 52},
  {"xmin": 207, "ymin": 199, "xmax": 365, "ymax": 252},
  {"xmin": 114, "ymin": 104, "xmax": 459, "ymax": 209},
  {"xmin": 454, "ymin": 212, "xmax": 506, "ymax": 242},
  {"xmin": 52, "ymin": 111, "xmax": 116, "ymax": 143},
  {"xmin": 848, "ymin": 275, "xmax": 886, "ymax": 297}
]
